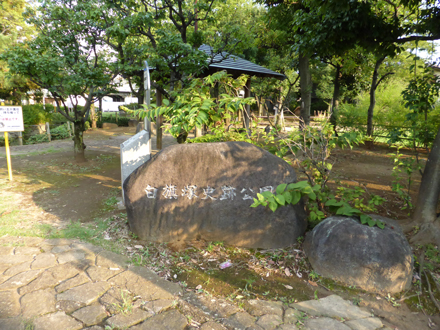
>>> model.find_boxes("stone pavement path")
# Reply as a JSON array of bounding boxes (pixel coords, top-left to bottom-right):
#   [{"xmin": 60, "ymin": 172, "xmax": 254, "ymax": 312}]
[{"xmin": 0, "ymin": 236, "xmax": 394, "ymax": 330}]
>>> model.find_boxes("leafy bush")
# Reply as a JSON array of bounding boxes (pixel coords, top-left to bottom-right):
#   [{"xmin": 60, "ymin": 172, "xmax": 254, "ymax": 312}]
[
  {"xmin": 98, "ymin": 113, "xmax": 130, "ymax": 127},
  {"xmin": 50, "ymin": 123, "xmax": 71, "ymax": 140},
  {"xmin": 120, "ymin": 103, "xmax": 140, "ymax": 111},
  {"xmin": 22, "ymin": 104, "xmax": 52, "ymax": 125},
  {"xmin": 25, "ymin": 133, "xmax": 50, "ymax": 144},
  {"xmin": 338, "ymin": 78, "xmax": 440, "ymax": 148},
  {"xmin": 51, "ymin": 112, "xmax": 69, "ymax": 124}
]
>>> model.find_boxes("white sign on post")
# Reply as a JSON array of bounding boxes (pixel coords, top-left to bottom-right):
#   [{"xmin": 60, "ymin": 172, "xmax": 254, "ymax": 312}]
[{"xmin": 0, "ymin": 106, "xmax": 24, "ymax": 132}]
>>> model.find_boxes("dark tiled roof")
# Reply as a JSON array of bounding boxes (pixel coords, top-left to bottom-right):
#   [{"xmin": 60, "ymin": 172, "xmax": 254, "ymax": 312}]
[{"xmin": 199, "ymin": 45, "xmax": 285, "ymax": 80}]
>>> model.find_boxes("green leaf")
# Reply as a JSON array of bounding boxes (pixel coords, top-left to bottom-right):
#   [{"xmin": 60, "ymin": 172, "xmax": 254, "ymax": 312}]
[
  {"xmin": 325, "ymin": 199, "xmax": 344, "ymax": 207},
  {"xmin": 291, "ymin": 190, "xmax": 301, "ymax": 205},
  {"xmin": 274, "ymin": 194, "xmax": 285, "ymax": 205},
  {"xmin": 367, "ymin": 218, "xmax": 376, "ymax": 227},
  {"xmin": 260, "ymin": 191, "xmax": 273, "ymax": 199},
  {"xmin": 283, "ymin": 191, "xmax": 292, "ymax": 204},
  {"xmin": 287, "ymin": 181, "xmax": 309, "ymax": 190},
  {"xmin": 376, "ymin": 221, "xmax": 385, "ymax": 229},
  {"xmin": 269, "ymin": 201, "xmax": 278, "ymax": 212},
  {"xmin": 360, "ymin": 214, "xmax": 370, "ymax": 224},
  {"xmin": 276, "ymin": 184, "xmax": 287, "ymax": 195}
]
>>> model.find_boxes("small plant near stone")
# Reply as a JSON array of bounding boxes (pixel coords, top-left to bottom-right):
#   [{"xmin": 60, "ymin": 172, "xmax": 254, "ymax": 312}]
[
  {"xmin": 352, "ymin": 297, "xmax": 362, "ymax": 306},
  {"xmin": 385, "ymin": 293, "xmax": 401, "ymax": 307},
  {"xmin": 308, "ymin": 270, "xmax": 319, "ymax": 281},
  {"xmin": 112, "ymin": 290, "xmax": 134, "ymax": 315},
  {"xmin": 389, "ymin": 147, "xmax": 422, "ymax": 212},
  {"xmin": 251, "ymin": 121, "xmax": 386, "ymax": 228}
]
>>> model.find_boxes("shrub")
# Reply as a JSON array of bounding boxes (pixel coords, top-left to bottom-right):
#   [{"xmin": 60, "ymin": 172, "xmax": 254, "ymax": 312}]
[
  {"xmin": 22, "ymin": 104, "xmax": 52, "ymax": 125},
  {"xmin": 50, "ymin": 123, "xmax": 71, "ymax": 140},
  {"xmin": 25, "ymin": 133, "xmax": 49, "ymax": 144}
]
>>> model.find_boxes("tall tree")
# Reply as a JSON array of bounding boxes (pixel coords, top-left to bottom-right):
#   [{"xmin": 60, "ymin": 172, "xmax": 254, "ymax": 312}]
[
  {"xmin": 2, "ymin": 0, "xmax": 118, "ymax": 161},
  {"xmin": 0, "ymin": 0, "xmax": 35, "ymax": 104}
]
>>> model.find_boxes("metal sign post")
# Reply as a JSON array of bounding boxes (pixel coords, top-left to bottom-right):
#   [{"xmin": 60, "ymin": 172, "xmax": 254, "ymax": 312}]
[
  {"xmin": 144, "ymin": 60, "xmax": 152, "ymax": 137},
  {"xmin": 0, "ymin": 106, "xmax": 24, "ymax": 181}
]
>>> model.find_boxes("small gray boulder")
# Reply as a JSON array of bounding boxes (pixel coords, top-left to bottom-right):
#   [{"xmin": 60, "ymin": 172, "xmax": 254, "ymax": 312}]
[{"xmin": 303, "ymin": 215, "xmax": 413, "ymax": 293}]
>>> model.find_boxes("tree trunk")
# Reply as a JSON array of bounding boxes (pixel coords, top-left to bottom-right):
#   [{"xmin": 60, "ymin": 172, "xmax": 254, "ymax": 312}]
[
  {"xmin": 367, "ymin": 56, "xmax": 385, "ymax": 137},
  {"xmin": 413, "ymin": 124, "xmax": 440, "ymax": 224},
  {"xmin": 90, "ymin": 103, "xmax": 97, "ymax": 129},
  {"xmin": 73, "ymin": 120, "xmax": 86, "ymax": 162},
  {"xmin": 330, "ymin": 64, "xmax": 341, "ymax": 129},
  {"xmin": 299, "ymin": 53, "xmax": 312, "ymax": 126},
  {"xmin": 409, "ymin": 124, "xmax": 440, "ymax": 246}
]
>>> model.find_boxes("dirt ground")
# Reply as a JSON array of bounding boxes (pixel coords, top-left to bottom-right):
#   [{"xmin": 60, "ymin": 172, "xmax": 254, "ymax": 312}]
[{"xmin": 0, "ymin": 126, "xmax": 439, "ymax": 330}]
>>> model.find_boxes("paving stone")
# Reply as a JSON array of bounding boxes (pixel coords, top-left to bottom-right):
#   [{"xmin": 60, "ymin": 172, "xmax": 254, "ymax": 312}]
[
  {"xmin": 291, "ymin": 295, "xmax": 371, "ymax": 321},
  {"xmin": 21, "ymin": 288, "xmax": 57, "ymax": 318},
  {"xmin": 276, "ymin": 324, "xmax": 299, "ymax": 330},
  {"xmin": 56, "ymin": 272, "xmax": 91, "ymax": 293},
  {"xmin": 0, "ymin": 269, "xmax": 41, "ymax": 290},
  {"xmin": 0, "ymin": 264, "xmax": 10, "ymax": 273},
  {"xmin": 344, "ymin": 317, "xmax": 383, "ymax": 330},
  {"xmin": 57, "ymin": 249, "xmax": 87, "ymax": 264},
  {"xmin": 223, "ymin": 312, "xmax": 256, "ymax": 330},
  {"xmin": 86, "ymin": 265, "xmax": 123, "ymax": 281},
  {"xmin": 56, "ymin": 281, "xmax": 110, "ymax": 305},
  {"xmin": 0, "ymin": 255, "xmax": 33, "ymax": 266},
  {"xmin": 14, "ymin": 246, "xmax": 40, "ymax": 255},
  {"xmin": 256, "ymin": 314, "xmax": 283, "ymax": 330},
  {"xmin": 284, "ymin": 308, "xmax": 300, "ymax": 324},
  {"xmin": 142, "ymin": 299, "xmax": 176, "ymax": 314},
  {"xmin": 43, "ymin": 238, "xmax": 75, "ymax": 246},
  {"xmin": 33, "ymin": 311, "xmax": 83, "ymax": 330},
  {"xmin": 182, "ymin": 292, "xmax": 239, "ymax": 319},
  {"xmin": 0, "ymin": 274, "xmax": 10, "ymax": 284},
  {"xmin": 56, "ymin": 300, "xmax": 86, "ymax": 314},
  {"xmin": 109, "ymin": 266, "xmax": 181, "ymax": 302},
  {"xmin": 0, "ymin": 290, "xmax": 21, "ymax": 317},
  {"xmin": 96, "ymin": 250, "xmax": 130, "ymax": 269},
  {"xmin": 304, "ymin": 317, "xmax": 352, "ymax": 330},
  {"xmin": 200, "ymin": 321, "xmax": 228, "ymax": 330},
  {"xmin": 130, "ymin": 309, "xmax": 188, "ymax": 330},
  {"xmin": 19, "ymin": 263, "xmax": 85, "ymax": 295},
  {"xmin": 106, "ymin": 307, "xmax": 152, "ymax": 328},
  {"xmin": 0, "ymin": 316, "xmax": 25, "ymax": 330},
  {"xmin": 20, "ymin": 237, "xmax": 45, "ymax": 246},
  {"xmin": 51, "ymin": 245, "xmax": 72, "ymax": 254},
  {"xmin": 71, "ymin": 304, "xmax": 107, "ymax": 326},
  {"xmin": 31, "ymin": 252, "xmax": 57, "ymax": 269},
  {"xmin": 245, "ymin": 300, "xmax": 284, "ymax": 317},
  {"xmin": 0, "ymin": 246, "xmax": 14, "ymax": 255},
  {"xmin": 70, "ymin": 242, "xmax": 103, "ymax": 254},
  {"xmin": 99, "ymin": 287, "xmax": 126, "ymax": 314},
  {"xmin": 4, "ymin": 260, "xmax": 31, "ymax": 276}
]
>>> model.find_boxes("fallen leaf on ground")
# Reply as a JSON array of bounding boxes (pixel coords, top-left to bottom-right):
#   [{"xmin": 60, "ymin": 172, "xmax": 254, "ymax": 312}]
[{"xmin": 308, "ymin": 280, "xmax": 318, "ymax": 287}]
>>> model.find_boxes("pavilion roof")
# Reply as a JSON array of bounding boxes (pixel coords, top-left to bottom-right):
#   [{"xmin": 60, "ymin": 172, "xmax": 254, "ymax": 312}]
[{"xmin": 199, "ymin": 45, "xmax": 286, "ymax": 80}]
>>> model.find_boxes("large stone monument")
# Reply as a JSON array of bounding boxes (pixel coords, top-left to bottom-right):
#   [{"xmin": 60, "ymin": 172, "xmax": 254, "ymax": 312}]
[{"xmin": 123, "ymin": 141, "xmax": 307, "ymax": 248}]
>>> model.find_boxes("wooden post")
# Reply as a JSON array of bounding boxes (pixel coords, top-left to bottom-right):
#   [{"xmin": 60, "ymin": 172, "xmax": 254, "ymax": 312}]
[
  {"xmin": 18, "ymin": 132, "xmax": 23, "ymax": 146},
  {"xmin": 67, "ymin": 121, "xmax": 72, "ymax": 137},
  {"xmin": 244, "ymin": 78, "xmax": 251, "ymax": 132},
  {"xmin": 4, "ymin": 132, "xmax": 12, "ymax": 181},
  {"xmin": 156, "ymin": 89, "xmax": 163, "ymax": 150},
  {"xmin": 45, "ymin": 122, "xmax": 51, "ymax": 142}
]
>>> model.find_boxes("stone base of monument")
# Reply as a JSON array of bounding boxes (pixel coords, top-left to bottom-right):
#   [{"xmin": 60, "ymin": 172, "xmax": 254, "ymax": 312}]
[
  {"xmin": 123, "ymin": 141, "xmax": 307, "ymax": 249},
  {"xmin": 304, "ymin": 215, "xmax": 413, "ymax": 293}
]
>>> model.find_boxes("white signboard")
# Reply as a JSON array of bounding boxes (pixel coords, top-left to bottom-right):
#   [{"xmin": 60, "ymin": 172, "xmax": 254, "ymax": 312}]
[
  {"xmin": 120, "ymin": 130, "xmax": 151, "ymax": 203},
  {"xmin": 0, "ymin": 106, "xmax": 24, "ymax": 132}
]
